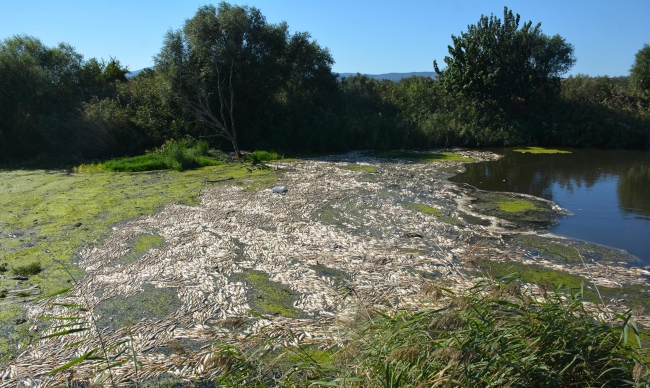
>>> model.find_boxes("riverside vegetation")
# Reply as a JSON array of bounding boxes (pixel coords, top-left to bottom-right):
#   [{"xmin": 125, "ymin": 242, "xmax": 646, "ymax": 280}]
[
  {"xmin": 1, "ymin": 3, "xmax": 649, "ymax": 386},
  {"xmin": 1, "ymin": 7, "xmax": 649, "ymax": 164},
  {"xmin": 1, "ymin": 149, "xmax": 649, "ymax": 386}
]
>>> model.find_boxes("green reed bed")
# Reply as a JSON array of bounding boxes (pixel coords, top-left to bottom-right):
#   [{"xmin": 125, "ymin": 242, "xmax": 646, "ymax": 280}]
[{"xmin": 180, "ymin": 278, "xmax": 648, "ymax": 387}]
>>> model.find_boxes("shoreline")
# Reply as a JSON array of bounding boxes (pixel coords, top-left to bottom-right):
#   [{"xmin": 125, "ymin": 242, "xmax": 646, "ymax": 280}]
[{"xmin": 2, "ymin": 150, "xmax": 648, "ymax": 385}]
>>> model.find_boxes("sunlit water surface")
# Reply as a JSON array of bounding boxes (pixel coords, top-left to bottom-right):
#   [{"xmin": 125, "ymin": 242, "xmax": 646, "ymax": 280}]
[{"xmin": 450, "ymin": 149, "xmax": 650, "ymax": 264}]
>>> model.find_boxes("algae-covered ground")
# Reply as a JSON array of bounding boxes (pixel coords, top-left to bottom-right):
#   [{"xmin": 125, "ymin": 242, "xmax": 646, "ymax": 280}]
[
  {"xmin": 470, "ymin": 259, "xmax": 650, "ymax": 312},
  {"xmin": 0, "ymin": 164, "xmax": 280, "ymax": 294},
  {"xmin": 512, "ymin": 147, "xmax": 572, "ymax": 154},
  {"xmin": 372, "ymin": 151, "xmax": 476, "ymax": 163},
  {"xmin": 468, "ymin": 191, "xmax": 559, "ymax": 227},
  {"xmin": 2, "ymin": 149, "xmax": 648, "ymax": 383},
  {"xmin": 0, "ymin": 162, "xmax": 282, "ymax": 362}
]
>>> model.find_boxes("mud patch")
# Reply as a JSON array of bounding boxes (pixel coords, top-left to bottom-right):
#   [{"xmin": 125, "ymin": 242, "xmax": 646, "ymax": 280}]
[
  {"xmin": 157, "ymin": 338, "xmax": 204, "ymax": 357},
  {"xmin": 95, "ymin": 284, "xmax": 181, "ymax": 330}
]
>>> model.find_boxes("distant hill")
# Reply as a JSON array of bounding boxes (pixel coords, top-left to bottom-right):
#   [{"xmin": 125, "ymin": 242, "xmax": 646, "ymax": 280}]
[
  {"xmin": 126, "ymin": 68, "xmax": 147, "ymax": 78},
  {"xmin": 338, "ymin": 72, "xmax": 436, "ymax": 81},
  {"xmin": 127, "ymin": 69, "xmax": 436, "ymax": 81}
]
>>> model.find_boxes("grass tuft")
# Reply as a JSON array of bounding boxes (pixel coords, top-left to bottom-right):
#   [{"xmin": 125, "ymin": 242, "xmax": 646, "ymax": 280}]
[
  {"xmin": 246, "ymin": 150, "xmax": 283, "ymax": 163},
  {"xmin": 12, "ymin": 262, "xmax": 42, "ymax": 277},
  {"xmin": 74, "ymin": 139, "xmax": 223, "ymax": 172},
  {"xmin": 185, "ymin": 279, "xmax": 649, "ymax": 387}
]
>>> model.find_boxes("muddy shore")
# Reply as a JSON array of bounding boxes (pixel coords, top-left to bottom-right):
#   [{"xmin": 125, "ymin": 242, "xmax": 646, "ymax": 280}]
[{"xmin": 2, "ymin": 150, "xmax": 648, "ymax": 386}]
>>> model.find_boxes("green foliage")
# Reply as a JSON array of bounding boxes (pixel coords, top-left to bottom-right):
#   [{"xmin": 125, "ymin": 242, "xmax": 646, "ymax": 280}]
[
  {"xmin": 630, "ymin": 44, "xmax": 650, "ymax": 93},
  {"xmin": 331, "ymin": 280, "xmax": 648, "ymax": 387},
  {"xmin": 246, "ymin": 150, "xmax": 282, "ymax": 163},
  {"xmin": 0, "ymin": 35, "xmax": 130, "ymax": 162},
  {"xmin": 155, "ymin": 2, "xmax": 336, "ymax": 156},
  {"xmin": 434, "ymin": 7, "xmax": 575, "ymax": 118},
  {"xmin": 158, "ymin": 279, "xmax": 648, "ymax": 387},
  {"xmin": 78, "ymin": 139, "xmax": 221, "ymax": 172}
]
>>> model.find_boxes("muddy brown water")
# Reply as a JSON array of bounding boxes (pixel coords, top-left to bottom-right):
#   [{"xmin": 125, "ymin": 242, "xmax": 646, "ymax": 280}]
[{"xmin": 450, "ymin": 148, "xmax": 650, "ymax": 264}]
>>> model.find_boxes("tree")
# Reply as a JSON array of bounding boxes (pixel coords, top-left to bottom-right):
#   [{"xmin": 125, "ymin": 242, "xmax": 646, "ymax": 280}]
[
  {"xmin": 155, "ymin": 2, "xmax": 335, "ymax": 156},
  {"xmin": 434, "ymin": 7, "xmax": 576, "ymax": 117},
  {"xmin": 630, "ymin": 44, "xmax": 650, "ymax": 93}
]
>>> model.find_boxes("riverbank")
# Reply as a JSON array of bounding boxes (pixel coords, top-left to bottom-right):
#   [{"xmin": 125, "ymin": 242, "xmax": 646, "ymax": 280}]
[{"xmin": 1, "ymin": 150, "xmax": 648, "ymax": 385}]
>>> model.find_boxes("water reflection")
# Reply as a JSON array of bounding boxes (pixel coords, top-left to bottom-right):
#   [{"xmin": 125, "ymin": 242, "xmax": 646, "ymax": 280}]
[
  {"xmin": 618, "ymin": 163, "xmax": 650, "ymax": 221},
  {"xmin": 450, "ymin": 148, "xmax": 650, "ymax": 263}
]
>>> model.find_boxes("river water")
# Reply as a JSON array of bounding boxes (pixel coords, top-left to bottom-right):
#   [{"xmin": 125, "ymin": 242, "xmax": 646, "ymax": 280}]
[{"xmin": 450, "ymin": 148, "xmax": 650, "ymax": 264}]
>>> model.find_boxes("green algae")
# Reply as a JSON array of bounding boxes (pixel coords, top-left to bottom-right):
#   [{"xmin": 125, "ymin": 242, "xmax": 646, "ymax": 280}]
[
  {"xmin": 230, "ymin": 270, "xmax": 305, "ymax": 318},
  {"xmin": 401, "ymin": 202, "xmax": 463, "ymax": 225},
  {"xmin": 340, "ymin": 164, "xmax": 378, "ymax": 173},
  {"xmin": 95, "ymin": 284, "xmax": 181, "ymax": 330},
  {"xmin": 372, "ymin": 151, "xmax": 476, "ymax": 163},
  {"xmin": 133, "ymin": 234, "xmax": 165, "ymax": 256},
  {"xmin": 108, "ymin": 233, "xmax": 165, "ymax": 267},
  {"xmin": 0, "ymin": 162, "xmax": 280, "ymax": 364},
  {"xmin": 513, "ymin": 147, "xmax": 571, "ymax": 154},
  {"xmin": 0, "ymin": 304, "xmax": 35, "ymax": 364},
  {"xmin": 469, "ymin": 192, "xmax": 557, "ymax": 227},
  {"xmin": 401, "ymin": 203, "xmax": 440, "ymax": 214},
  {"xmin": 497, "ymin": 198, "xmax": 541, "ymax": 213},
  {"xmin": 472, "ymin": 260, "xmax": 650, "ymax": 311},
  {"xmin": 0, "ymin": 163, "xmax": 279, "ymax": 296},
  {"xmin": 508, "ymin": 235, "xmax": 637, "ymax": 265}
]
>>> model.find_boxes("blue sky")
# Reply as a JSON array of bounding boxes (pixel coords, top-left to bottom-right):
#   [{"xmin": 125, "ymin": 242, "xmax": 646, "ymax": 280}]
[{"xmin": 2, "ymin": 0, "xmax": 649, "ymax": 76}]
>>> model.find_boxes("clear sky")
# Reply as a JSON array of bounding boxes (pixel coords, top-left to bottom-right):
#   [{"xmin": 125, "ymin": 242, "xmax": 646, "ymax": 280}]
[{"xmin": 2, "ymin": 0, "xmax": 649, "ymax": 77}]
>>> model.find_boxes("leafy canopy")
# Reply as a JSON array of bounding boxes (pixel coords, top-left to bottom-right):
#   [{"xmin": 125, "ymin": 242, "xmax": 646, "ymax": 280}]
[
  {"xmin": 434, "ymin": 7, "xmax": 576, "ymax": 116},
  {"xmin": 154, "ymin": 2, "xmax": 335, "ymax": 154},
  {"xmin": 630, "ymin": 43, "xmax": 650, "ymax": 93}
]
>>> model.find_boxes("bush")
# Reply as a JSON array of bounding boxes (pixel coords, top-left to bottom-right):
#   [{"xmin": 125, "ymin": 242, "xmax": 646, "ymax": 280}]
[
  {"xmin": 246, "ymin": 150, "xmax": 282, "ymax": 163},
  {"xmin": 79, "ymin": 139, "xmax": 220, "ymax": 172}
]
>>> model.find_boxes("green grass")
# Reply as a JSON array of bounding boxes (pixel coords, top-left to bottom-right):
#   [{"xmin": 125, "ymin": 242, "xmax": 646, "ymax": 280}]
[
  {"xmin": 513, "ymin": 146, "xmax": 572, "ymax": 154},
  {"xmin": 75, "ymin": 139, "xmax": 223, "ymax": 172},
  {"xmin": 372, "ymin": 151, "xmax": 476, "ymax": 163},
  {"xmin": 246, "ymin": 150, "xmax": 283, "ymax": 163},
  {"xmin": 194, "ymin": 279, "xmax": 649, "ymax": 387}
]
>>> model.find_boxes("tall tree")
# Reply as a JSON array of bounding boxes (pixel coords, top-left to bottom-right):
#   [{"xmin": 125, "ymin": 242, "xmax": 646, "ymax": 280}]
[
  {"xmin": 630, "ymin": 44, "xmax": 650, "ymax": 93},
  {"xmin": 434, "ymin": 7, "xmax": 576, "ymax": 118},
  {"xmin": 155, "ymin": 2, "xmax": 335, "ymax": 156}
]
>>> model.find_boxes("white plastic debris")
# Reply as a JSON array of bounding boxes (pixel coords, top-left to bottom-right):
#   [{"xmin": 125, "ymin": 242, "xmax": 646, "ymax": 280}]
[{"xmin": 272, "ymin": 186, "xmax": 288, "ymax": 193}]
